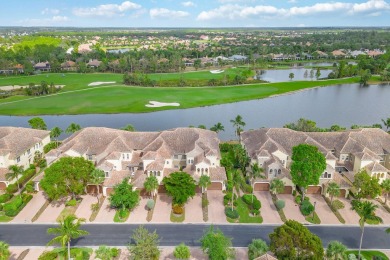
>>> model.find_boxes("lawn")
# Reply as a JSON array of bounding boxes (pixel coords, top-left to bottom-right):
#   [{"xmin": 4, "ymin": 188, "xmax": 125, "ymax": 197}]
[
  {"xmin": 228, "ymin": 197, "xmax": 263, "ymax": 223},
  {"xmin": 347, "ymin": 250, "xmax": 389, "ymax": 260}
]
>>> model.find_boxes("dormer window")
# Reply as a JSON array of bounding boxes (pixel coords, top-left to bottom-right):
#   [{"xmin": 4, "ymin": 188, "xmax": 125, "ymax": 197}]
[
  {"xmin": 105, "ymin": 171, "xmax": 110, "ymax": 178},
  {"xmin": 88, "ymin": 154, "xmax": 93, "ymax": 160}
]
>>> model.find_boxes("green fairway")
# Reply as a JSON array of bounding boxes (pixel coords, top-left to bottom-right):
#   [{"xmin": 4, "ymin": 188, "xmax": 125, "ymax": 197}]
[{"xmin": 0, "ymin": 72, "xmax": 360, "ymax": 115}]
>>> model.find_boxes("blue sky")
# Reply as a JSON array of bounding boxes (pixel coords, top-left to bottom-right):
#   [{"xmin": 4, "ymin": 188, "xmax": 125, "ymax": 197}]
[{"xmin": 0, "ymin": 0, "xmax": 389, "ymax": 27}]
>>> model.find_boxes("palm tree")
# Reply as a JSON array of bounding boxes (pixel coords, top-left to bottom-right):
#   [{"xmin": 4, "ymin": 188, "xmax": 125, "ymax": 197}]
[
  {"xmin": 90, "ymin": 169, "xmax": 105, "ymax": 203},
  {"xmin": 198, "ymin": 174, "xmax": 211, "ymax": 194},
  {"xmin": 144, "ymin": 175, "xmax": 159, "ymax": 197},
  {"xmin": 352, "ymin": 201, "xmax": 383, "ymax": 260},
  {"xmin": 121, "ymin": 124, "xmax": 136, "ymax": 132},
  {"xmin": 230, "ymin": 115, "xmax": 245, "ymax": 139},
  {"xmin": 381, "ymin": 179, "xmax": 390, "ymax": 204},
  {"xmin": 0, "ymin": 241, "xmax": 10, "ymax": 260},
  {"xmin": 231, "ymin": 170, "xmax": 243, "ymax": 210},
  {"xmin": 65, "ymin": 123, "xmax": 81, "ymax": 134},
  {"xmin": 47, "ymin": 215, "xmax": 89, "ymax": 260},
  {"xmin": 326, "ymin": 240, "xmax": 347, "ymax": 260},
  {"xmin": 327, "ymin": 182, "xmax": 340, "ymax": 205},
  {"xmin": 247, "ymin": 163, "xmax": 264, "ymax": 203},
  {"xmin": 6, "ymin": 165, "xmax": 23, "ymax": 196},
  {"xmin": 50, "ymin": 126, "xmax": 63, "ymax": 148},
  {"xmin": 270, "ymin": 179, "xmax": 285, "ymax": 196},
  {"xmin": 382, "ymin": 118, "xmax": 390, "ymax": 131},
  {"xmin": 210, "ymin": 122, "xmax": 225, "ymax": 133}
]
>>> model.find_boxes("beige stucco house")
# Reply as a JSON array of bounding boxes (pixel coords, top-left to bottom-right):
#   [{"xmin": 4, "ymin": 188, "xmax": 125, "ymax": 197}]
[
  {"xmin": 0, "ymin": 127, "xmax": 50, "ymax": 190},
  {"xmin": 241, "ymin": 128, "xmax": 390, "ymax": 197},
  {"xmin": 40, "ymin": 127, "xmax": 226, "ymax": 196}
]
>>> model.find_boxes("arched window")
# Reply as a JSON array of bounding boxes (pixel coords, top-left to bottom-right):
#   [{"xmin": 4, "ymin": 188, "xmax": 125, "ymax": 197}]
[
  {"xmin": 270, "ymin": 169, "xmax": 273, "ymax": 173},
  {"xmin": 205, "ymin": 168, "xmax": 208, "ymax": 173},
  {"xmin": 278, "ymin": 169, "xmax": 281, "ymax": 174},
  {"xmin": 197, "ymin": 168, "xmax": 200, "ymax": 172},
  {"xmin": 381, "ymin": 173, "xmax": 385, "ymax": 178},
  {"xmin": 157, "ymin": 171, "xmax": 160, "ymax": 177}
]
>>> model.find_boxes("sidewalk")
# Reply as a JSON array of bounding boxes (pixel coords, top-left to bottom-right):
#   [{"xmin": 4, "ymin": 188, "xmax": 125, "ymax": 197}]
[{"xmin": 11, "ymin": 192, "xmax": 47, "ymax": 223}]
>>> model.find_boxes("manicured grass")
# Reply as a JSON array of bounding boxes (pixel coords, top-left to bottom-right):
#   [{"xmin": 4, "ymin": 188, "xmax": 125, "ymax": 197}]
[
  {"xmin": 0, "ymin": 212, "xmax": 13, "ymax": 222},
  {"xmin": 114, "ymin": 209, "xmax": 130, "ymax": 222},
  {"xmin": 56, "ymin": 204, "xmax": 79, "ymax": 222},
  {"xmin": 230, "ymin": 197, "xmax": 263, "ymax": 223},
  {"xmin": 170, "ymin": 210, "xmax": 185, "ymax": 222},
  {"xmin": 347, "ymin": 250, "xmax": 389, "ymax": 260},
  {"xmin": 305, "ymin": 212, "xmax": 321, "ymax": 224}
]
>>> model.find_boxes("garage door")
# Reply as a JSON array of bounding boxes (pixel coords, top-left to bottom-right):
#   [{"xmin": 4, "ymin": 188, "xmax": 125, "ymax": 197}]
[
  {"xmin": 339, "ymin": 189, "xmax": 347, "ymax": 198},
  {"xmin": 307, "ymin": 186, "xmax": 322, "ymax": 194},
  {"xmin": 0, "ymin": 182, "xmax": 6, "ymax": 190},
  {"xmin": 254, "ymin": 183, "xmax": 270, "ymax": 191},
  {"xmin": 87, "ymin": 185, "xmax": 103, "ymax": 194},
  {"xmin": 281, "ymin": 186, "xmax": 293, "ymax": 194},
  {"xmin": 208, "ymin": 182, "xmax": 222, "ymax": 190}
]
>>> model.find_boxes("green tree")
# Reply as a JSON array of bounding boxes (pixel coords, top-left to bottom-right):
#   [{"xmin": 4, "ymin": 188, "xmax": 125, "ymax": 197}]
[
  {"xmin": 6, "ymin": 165, "xmax": 23, "ymax": 196},
  {"xmin": 50, "ymin": 126, "xmax": 63, "ymax": 148},
  {"xmin": 247, "ymin": 163, "xmax": 264, "ymax": 202},
  {"xmin": 269, "ymin": 220, "xmax": 324, "ymax": 259},
  {"xmin": 352, "ymin": 201, "xmax": 383, "ymax": 260},
  {"xmin": 65, "ymin": 123, "xmax": 81, "ymax": 134},
  {"xmin": 0, "ymin": 241, "xmax": 10, "ymax": 260},
  {"xmin": 109, "ymin": 178, "xmax": 140, "ymax": 212},
  {"xmin": 200, "ymin": 226, "xmax": 235, "ymax": 260},
  {"xmin": 290, "ymin": 144, "xmax": 326, "ymax": 202},
  {"xmin": 315, "ymin": 68, "xmax": 321, "ymax": 80},
  {"xmin": 198, "ymin": 174, "xmax": 211, "ymax": 194},
  {"xmin": 210, "ymin": 122, "xmax": 225, "ymax": 133},
  {"xmin": 353, "ymin": 170, "xmax": 382, "ymax": 200},
  {"xmin": 95, "ymin": 245, "xmax": 116, "ymax": 260},
  {"xmin": 230, "ymin": 170, "xmax": 243, "ymax": 210},
  {"xmin": 289, "ymin": 72, "xmax": 294, "ymax": 80},
  {"xmin": 90, "ymin": 169, "xmax": 105, "ymax": 204},
  {"xmin": 121, "ymin": 124, "xmax": 136, "ymax": 132},
  {"xmin": 303, "ymin": 70, "xmax": 308, "ymax": 79},
  {"xmin": 270, "ymin": 179, "xmax": 285, "ymax": 195},
  {"xmin": 230, "ymin": 115, "xmax": 245, "ymax": 139},
  {"xmin": 327, "ymin": 182, "xmax": 340, "ymax": 205},
  {"xmin": 309, "ymin": 69, "xmax": 315, "ymax": 80},
  {"xmin": 162, "ymin": 172, "xmax": 196, "ymax": 205},
  {"xmin": 284, "ymin": 118, "xmax": 318, "ymax": 132},
  {"xmin": 198, "ymin": 125, "xmax": 207, "ymax": 129},
  {"xmin": 248, "ymin": 239, "xmax": 268, "ymax": 260},
  {"xmin": 174, "ymin": 243, "xmax": 191, "ymax": 259},
  {"xmin": 128, "ymin": 226, "xmax": 160, "ymax": 260},
  {"xmin": 47, "ymin": 215, "xmax": 89, "ymax": 260},
  {"xmin": 40, "ymin": 157, "xmax": 94, "ymax": 200},
  {"xmin": 28, "ymin": 117, "xmax": 47, "ymax": 130},
  {"xmin": 144, "ymin": 175, "xmax": 159, "ymax": 197},
  {"xmin": 381, "ymin": 179, "xmax": 390, "ymax": 204},
  {"xmin": 326, "ymin": 240, "xmax": 347, "ymax": 260},
  {"xmin": 382, "ymin": 118, "xmax": 390, "ymax": 131}
]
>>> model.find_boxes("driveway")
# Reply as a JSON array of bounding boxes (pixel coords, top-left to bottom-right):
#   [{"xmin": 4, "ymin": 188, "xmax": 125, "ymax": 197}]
[
  {"xmin": 337, "ymin": 198, "xmax": 360, "ymax": 225},
  {"xmin": 207, "ymin": 191, "xmax": 228, "ymax": 223},
  {"xmin": 255, "ymin": 192, "xmax": 282, "ymax": 224},
  {"xmin": 278, "ymin": 194, "xmax": 307, "ymax": 223},
  {"xmin": 151, "ymin": 194, "xmax": 172, "ymax": 223},
  {"xmin": 184, "ymin": 193, "xmax": 203, "ymax": 223},
  {"xmin": 11, "ymin": 192, "xmax": 47, "ymax": 223},
  {"xmin": 75, "ymin": 195, "xmax": 96, "ymax": 222},
  {"xmin": 94, "ymin": 197, "xmax": 116, "ymax": 222},
  {"xmin": 127, "ymin": 197, "xmax": 148, "ymax": 223},
  {"xmin": 306, "ymin": 194, "xmax": 340, "ymax": 224},
  {"xmin": 371, "ymin": 200, "xmax": 390, "ymax": 225},
  {"xmin": 35, "ymin": 201, "xmax": 65, "ymax": 223}
]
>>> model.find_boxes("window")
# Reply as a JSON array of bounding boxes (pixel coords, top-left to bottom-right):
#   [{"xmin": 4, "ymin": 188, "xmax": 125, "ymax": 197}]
[
  {"xmin": 127, "ymin": 154, "xmax": 129, "ymax": 159},
  {"xmin": 269, "ymin": 169, "xmax": 273, "ymax": 173},
  {"xmin": 157, "ymin": 171, "xmax": 160, "ymax": 177},
  {"xmin": 166, "ymin": 161, "xmax": 169, "ymax": 164},
  {"xmin": 381, "ymin": 173, "xmax": 385, "ymax": 178},
  {"xmin": 174, "ymin": 155, "xmax": 178, "ymax": 159},
  {"xmin": 27, "ymin": 149, "xmax": 31, "ymax": 155},
  {"xmin": 88, "ymin": 155, "xmax": 93, "ymax": 160},
  {"xmin": 278, "ymin": 169, "xmax": 281, "ymax": 175},
  {"xmin": 105, "ymin": 172, "xmax": 109, "ymax": 178},
  {"xmin": 188, "ymin": 159, "xmax": 191, "ymax": 164},
  {"xmin": 16, "ymin": 157, "xmax": 20, "ymax": 163},
  {"xmin": 122, "ymin": 154, "xmax": 125, "ymax": 159}
]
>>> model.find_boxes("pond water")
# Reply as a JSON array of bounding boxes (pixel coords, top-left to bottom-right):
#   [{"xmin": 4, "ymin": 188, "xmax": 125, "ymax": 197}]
[
  {"xmin": 1, "ymin": 83, "xmax": 389, "ymax": 141},
  {"xmin": 106, "ymin": 48, "xmax": 130, "ymax": 54},
  {"xmin": 255, "ymin": 68, "xmax": 334, "ymax": 82}
]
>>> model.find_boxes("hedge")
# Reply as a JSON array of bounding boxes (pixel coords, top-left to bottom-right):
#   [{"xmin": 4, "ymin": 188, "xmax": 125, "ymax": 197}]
[
  {"xmin": 241, "ymin": 194, "xmax": 261, "ymax": 210},
  {"xmin": 300, "ymin": 200, "xmax": 314, "ymax": 216},
  {"xmin": 4, "ymin": 194, "xmax": 33, "ymax": 217},
  {"xmin": 225, "ymin": 207, "xmax": 239, "ymax": 219},
  {"xmin": 0, "ymin": 193, "xmax": 13, "ymax": 203}
]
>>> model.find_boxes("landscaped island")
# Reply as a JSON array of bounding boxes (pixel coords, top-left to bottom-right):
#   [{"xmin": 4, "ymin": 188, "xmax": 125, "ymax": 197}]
[{"xmin": 0, "ymin": 72, "xmax": 363, "ymax": 115}]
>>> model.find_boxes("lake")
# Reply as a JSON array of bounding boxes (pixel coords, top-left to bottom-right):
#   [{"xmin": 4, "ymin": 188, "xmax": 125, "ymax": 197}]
[
  {"xmin": 1, "ymin": 83, "xmax": 389, "ymax": 140},
  {"xmin": 256, "ymin": 68, "xmax": 334, "ymax": 82}
]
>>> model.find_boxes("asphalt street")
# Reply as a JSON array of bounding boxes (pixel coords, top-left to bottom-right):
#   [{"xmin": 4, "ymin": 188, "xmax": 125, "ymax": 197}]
[{"xmin": 0, "ymin": 224, "xmax": 389, "ymax": 249}]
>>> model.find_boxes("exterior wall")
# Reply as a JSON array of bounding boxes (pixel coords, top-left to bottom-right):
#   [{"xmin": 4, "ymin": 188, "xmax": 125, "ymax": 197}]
[
  {"xmin": 272, "ymin": 150, "xmax": 288, "ymax": 167},
  {"xmin": 369, "ymin": 171, "xmax": 387, "ymax": 184},
  {"xmin": 257, "ymin": 157, "xmax": 270, "ymax": 168},
  {"xmin": 361, "ymin": 160, "xmax": 375, "ymax": 169},
  {"xmin": 143, "ymin": 159, "xmax": 154, "ymax": 170},
  {"xmin": 353, "ymin": 157, "xmax": 362, "ymax": 172},
  {"xmin": 207, "ymin": 156, "xmax": 218, "ymax": 167},
  {"xmin": 326, "ymin": 159, "xmax": 336, "ymax": 169},
  {"xmin": 165, "ymin": 159, "xmax": 173, "ymax": 168},
  {"xmin": 147, "ymin": 170, "xmax": 164, "ymax": 184},
  {"xmin": 267, "ymin": 162, "xmax": 282, "ymax": 180},
  {"xmin": 0, "ymin": 153, "xmax": 10, "ymax": 169},
  {"xmin": 65, "ymin": 149, "xmax": 81, "ymax": 157},
  {"xmin": 107, "ymin": 159, "xmax": 121, "ymax": 171},
  {"xmin": 195, "ymin": 162, "xmax": 210, "ymax": 176}
]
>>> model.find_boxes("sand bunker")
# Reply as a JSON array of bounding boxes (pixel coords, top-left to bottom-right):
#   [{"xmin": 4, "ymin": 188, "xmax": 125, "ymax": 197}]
[
  {"xmin": 88, "ymin": 81, "xmax": 116, "ymax": 86},
  {"xmin": 146, "ymin": 101, "xmax": 180, "ymax": 108},
  {"xmin": 210, "ymin": 69, "xmax": 224, "ymax": 74}
]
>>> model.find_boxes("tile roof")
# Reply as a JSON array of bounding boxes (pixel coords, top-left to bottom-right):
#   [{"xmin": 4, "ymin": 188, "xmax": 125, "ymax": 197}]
[
  {"xmin": 365, "ymin": 162, "xmax": 389, "ymax": 173},
  {"xmin": 210, "ymin": 167, "xmax": 227, "ymax": 181},
  {"xmin": 103, "ymin": 170, "xmax": 131, "ymax": 187},
  {"xmin": 0, "ymin": 168, "xmax": 8, "ymax": 181}
]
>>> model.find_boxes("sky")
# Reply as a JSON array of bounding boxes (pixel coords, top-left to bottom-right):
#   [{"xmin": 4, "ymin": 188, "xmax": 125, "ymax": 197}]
[{"xmin": 0, "ymin": 0, "xmax": 389, "ymax": 28}]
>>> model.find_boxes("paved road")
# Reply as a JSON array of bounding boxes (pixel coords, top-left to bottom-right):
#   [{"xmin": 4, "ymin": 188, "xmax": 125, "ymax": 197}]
[{"xmin": 0, "ymin": 224, "xmax": 389, "ymax": 249}]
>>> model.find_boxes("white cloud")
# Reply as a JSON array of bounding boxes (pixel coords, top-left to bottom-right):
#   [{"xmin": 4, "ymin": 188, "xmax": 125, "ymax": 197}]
[
  {"xmin": 150, "ymin": 8, "xmax": 190, "ymax": 19},
  {"xmin": 73, "ymin": 1, "xmax": 141, "ymax": 17},
  {"xmin": 181, "ymin": 1, "xmax": 196, "ymax": 7},
  {"xmin": 19, "ymin": 16, "xmax": 69, "ymax": 26},
  {"xmin": 41, "ymin": 8, "xmax": 60, "ymax": 15},
  {"xmin": 52, "ymin": 16, "xmax": 69, "ymax": 22}
]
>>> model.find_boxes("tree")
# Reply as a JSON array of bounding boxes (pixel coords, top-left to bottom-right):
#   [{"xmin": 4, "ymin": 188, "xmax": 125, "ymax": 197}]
[
  {"xmin": 90, "ymin": 169, "xmax": 105, "ymax": 203},
  {"xmin": 290, "ymin": 144, "xmax": 326, "ymax": 202},
  {"xmin": 315, "ymin": 68, "xmax": 321, "ymax": 80},
  {"xmin": 289, "ymin": 72, "xmax": 294, "ymax": 80},
  {"xmin": 248, "ymin": 239, "xmax": 268, "ymax": 260},
  {"xmin": 198, "ymin": 174, "xmax": 211, "ymax": 194},
  {"xmin": 382, "ymin": 118, "xmax": 390, "ymax": 131},
  {"xmin": 326, "ymin": 240, "xmax": 347, "ymax": 260},
  {"xmin": 270, "ymin": 179, "xmax": 285, "ymax": 195},
  {"xmin": 162, "ymin": 172, "xmax": 196, "ymax": 205},
  {"xmin": 144, "ymin": 175, "xmax": 159, "ymax": 197},
  {"xmin": 381, "ymin": 179, "xmax": 390, "ymax": 204},
  {"xmin": 200, "ymin": 226, "xmax": 235, "ymax": 260},
  {"xmin": 353, "ymin": 170, "xmax": 382, "ymax": 200},
  {"xmin": 284, "ymin": 118, "xmax": 318, "ymax": 132},
  {"xmin": 247, "ymin": 163, "xmax": 264, "ymax": 202},
  {"xmin": 65, "ymin": 123, "xmax": 81, "ymax": 134},
  {"xmin": 6, "ymin": 165, "xmax": 23, "ymax": 196},
  {"xmin": 269, "ymin": 220, "xmax": 324, "ymax": 259},
  {"xmin": 230, "ymin": 115, "xmax": 245, "ymax": 139},
  {"xmin": 109, "ymin": 178, "xmax": 140, "ymax": 212},
  {"xmin": 40, "ymin": 157, "xmax": 94, "ymax": 200},
  {"xmin": 28, "ymin": 117, "xmax": 47, "ymax": 130},
  {"xmin": 121, "ymin": 124, "xmax": 136, "ymax": 132},
  {"xmin": 352, "ymin": 201, "xmax": 383, "ymax": 260},
  {"xmin": 360, "ymin": 69, "xmax": 371, "ymax": 86},
  {"xmin": 198, "ymin": 125, "xmax": 206, "ymax": 129},
  {"xmin": 47, "ymin": 215, "xmax": 89, "ymax": 260},
  {"xmin": 309, "ymin": 69, "xmax": 315, "ymax": 80},
  {"xmin": 327, "ymin": 182, "xmax": 340, "ymax": 205},
  {"xmin": 0, "ymin": 241, "xmax": 10, "ymax": 260},
  {"xmin": 210, "ymin": 122, "xmax": 225, "ymax": 133},
  {"xmin": 174, "ymin": 243, "xmax": 191, "ymax": 259},
  {"xmin": 95, "ymin": 245, "xmax": 117, "ymax": 260},
  {"xmin": 128, "ymin": 226, "xmax": 160, "ymax": 260},
  {"xmin": 303, "ymin": 70, "xmax": 308, "ymax": 79},
  {"xmin": 50, "ymin": 126, "xmax": 63, "ymax": 148}
]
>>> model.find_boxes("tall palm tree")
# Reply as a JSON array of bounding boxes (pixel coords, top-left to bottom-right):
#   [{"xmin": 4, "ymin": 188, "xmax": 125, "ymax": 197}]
[
  {"xmin": 144, "ymin": 175, "xmax": 159, "ymax": 198},
  {"xmin": 247, "ymin": 163, "xmax": 264, "ymax": 203},
  {"xmin": 50, "ymin": 126, "xmax": 63, "ymax": 148},
  {"xmin": 381, "ymin": 179, "xmax": 390, "ymax": 204},
  {"xmin": 210, "ymin": 122, "xmax": 225, "ymax": 133},
  {"xmin": 89, "ymin": 169, "xmax": 105, "ymax": 203},
  {"xmin": 0, "ymin": 241, "xmax": 10, "ymax": 260},
  {"xmin": 382, "ymin": 118, "xmax": 390, "ymax": 131},
  {"xmin": 198, "ymin": 174, "xmax": 211, "ymax": 194},
  {"xmin": 231, "ymin": 170, "xmax": 243, "ymax": 210},
  {"xmin": 47, "ymin": 215, "xmax": 89, "ymax": 260},
  {"xmin": 327, "ymin": 182, "xmax": 340, "ymax": 205},
  {"xmin": 230, "ymin": 115, "xmax": 246, "ymax": 139},
  {"xmin": 270, "ymin": 179, "xmax": 285, "ymax": 196},
  {"xmin": 65, "ymin": 123, "xmax": 81, "ymax": 134},
  {"xmin": 326, "ymin": 240, "xmax": 347, "ymax": 260},
  {"xmin": 6, "ymin": 165, "xmax": 23, "ymax": 196},
  {"xmin": 352, "ymin": 201, "xmax": 383, "ymax": 260}
]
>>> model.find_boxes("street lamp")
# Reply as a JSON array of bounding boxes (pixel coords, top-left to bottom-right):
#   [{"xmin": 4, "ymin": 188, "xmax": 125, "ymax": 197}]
[{"xmin": 312, "ymin": 201, "xmax": 317, "ymax": 220}]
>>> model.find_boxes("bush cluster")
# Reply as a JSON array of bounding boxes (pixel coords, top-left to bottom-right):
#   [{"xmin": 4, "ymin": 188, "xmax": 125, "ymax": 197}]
[
  {"xmin": 225, "ymin": 207, "xmax": 239, "ymax": 219},
  {"xmin": 66, "ymin": 199, "xmax": 77, "ymax": 207},
  {"xmin": 242, "ymin": 194, "xmax": 261, "ymax": 210},
  {"xmin": 332, "ymin": 199, "xmax": 345, "ymax": 210},
  {"xmin": 38, "ymin": 251, "xmax": 57, "ymax": 260},
  {"xmin": 3, "ymin": 194, "xmax": 33, "ymax": 217},
  {"xmin": 275, "ymin": 199, "xmax": 285, "ymax": 210},
  {"xmin": 146, "ymin": 199, "xmax": 155, "ymax": 210},
  {"xmin": 0, "ymin": 193, "xmax": 13, "ymax": 203},
  {"xmin": 223, "ymin": 192, "xmax": 237, "ymax": 206},
  {"xmin": 44, "ymin": 142, "xmax": 57, "ymax": 153},
  {"xmin": 300, "ymin": 200, "xmax": 314, "ymax": 216},
  {"xmin": 172, "ymin": 204, "xmax": 184, "ymax": 215}
]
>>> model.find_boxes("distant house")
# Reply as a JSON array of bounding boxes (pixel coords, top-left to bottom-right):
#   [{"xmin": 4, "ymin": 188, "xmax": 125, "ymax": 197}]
[
  {"xmin": 350, "ymin": 50, "xmax": 366, "ymax": 58},
  {"xmin": 367, "ymin": 50, "xmax": 384, "ymax": 58},
  {"xmin": 87, "ymin": 59, "xmax": 102, "ymax": 68},
  {"xmin": 228, "ymin": 55, "xmax": 248, "ymax": 61},
  {"xmin": 34, "ymin": 61, "xmax": 51, "ymax": 72},
  {"xmin": 61, "ymin": 61, "xmax": 77, "ymax": 71},
  {"xmin": 331, "ymin": 50, "xmax": 347, "ymax": 58},
  {"xmin": 314, "ymin": 50, "xmax": 328, "ymax": 59}
]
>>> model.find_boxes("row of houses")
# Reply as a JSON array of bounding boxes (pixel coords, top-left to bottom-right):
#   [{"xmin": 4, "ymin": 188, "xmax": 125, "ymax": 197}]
[{"xmin": 1, "ymin": 126, "xmax": 389, "ymax": 198}]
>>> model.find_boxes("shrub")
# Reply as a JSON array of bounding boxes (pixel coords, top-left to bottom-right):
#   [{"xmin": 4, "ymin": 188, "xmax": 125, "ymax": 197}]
[
  {"xmin": 275, "ymin": 199, "xmax": 285, "ymax": 210},
  {"xmin": 242, "ymin": 183, "xmax": 253, "ymax": 194},
  {"xmin": 248, "ymin": 239, "xmax": 268, "ymax": 260},
  {"xmin": 223, "ymin": 192, "xmax": 237, "ymax": 206},
  {"xmin": 4, "ymin": 196, "xmax": 24, "ymax": 216},
  {"xmin": 174, "ymin": 243, "xmax": 191, "ymax": 259},
  {"xmin": 300, "ymin": 200, "xmax": 314, "ymax": 216},
  {"xmin": 252, "ymin": 198, "xmax": 261, "ymax": 210},
  {"xmin": 66, "ymin": 199, "xmax": 77, "ymax": 207},
  {"xmin": 91, "ymin": 203, "xmax": 99, "ymax": 212},
  {"xmin": 18, "ymin": 169, "xmax": 36, "ymax": 186},
  {"xmin": 111, "ymin": 248, "xmax": 119, "ymax": 258},
  {"xmin": 348, "ymin": 254, "xmax": 358, "ymax": 260},
  {"xmin": 0, "ymin": 204, "xmax": 2, "ymax": 211},
  {"xmin": 332, "ymin": 199, "xmax": 345, "ymax": 210},
  {"xmin": 225, "ymin": 207, "xmax": 239, "ymax": 219},
  {"xmin": 119, "ymin": 208, "xmax": 128, "ymax": 218},
  {"xmin": 202, "ymin": 197, "xmax": 209, "ymax": 208},
  {"xmin": 6, "ymin": 183, "xmax": 18, "ymax": 194},
  {"xmin": 25, "ymin": 181, "xmax": 35, "ymax": 193},
  {"xmin": 38, "ymin": 251, "xmax": 58, "ymax": 260},
  {"xmin": 292, "ymin": 190, "xmax": 297, "ymax": 196},
  {"xmin": 295, "ymin": 195, "xmax": 302, "ymax": 204},
  {"xmin": 172, "ymin": 204, "xmax": 184, "ymax": 215},
  {"xmin": 242, "ymin": 194, "xmax": 253, "ymax": 205},
  {"xmin": 219, "ymin": 143, "xmax": 231, "ymax": 153},
  {"xmin": 0, "ymin": 193, "xmax": 13, "ymax": 203},
  {"xmin": 44, "ymin": 142, "xmax": 57, "ymax": 153},
  {"xmin": 146, "ymin": 199, "xmax": 155, "ymax": 210},
  {"xmin": 251, "ymin": 209, "xmax": 260, "ymax": 216}
]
